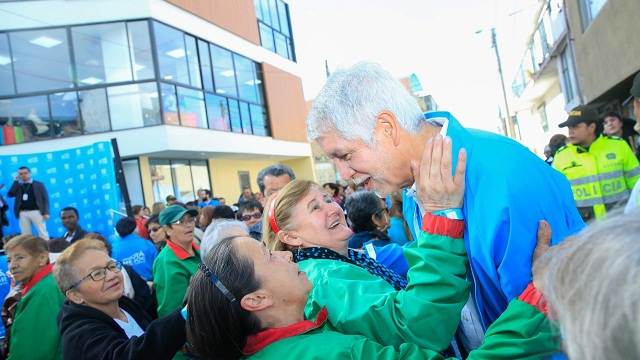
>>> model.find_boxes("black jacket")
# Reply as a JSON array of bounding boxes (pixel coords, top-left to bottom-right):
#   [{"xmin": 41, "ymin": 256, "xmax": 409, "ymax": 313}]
[
  {"xmin": 62, "ymin": 225, "xmax": 89, "ymax": 244},
  {"xmin": 7, "ymin": 180, "xmax": 49, "ymax": 217},
  {"xmin": 57, "ymin": 295, "xmax": 185, "ymax": 360}
]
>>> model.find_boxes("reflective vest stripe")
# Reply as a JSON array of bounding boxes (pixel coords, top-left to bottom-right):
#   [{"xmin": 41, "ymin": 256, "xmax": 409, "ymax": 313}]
[
  {"xmin": 575, "ymin": 197, "xmax": 604, "ymax": 207},
  {"xmin": 569, "ymin": 175, "xmax": 600, "ymax": 186},
  {"xmin": 625, "ymin": 166, "xmax": 640, "ymax": 178},
  {"xmin": 598, "ymin": 170, "xmax": 624, "ymax": 181},
  {"xmin": 573, "ymin": 189, "xmax": 630, "ymax": 207}
]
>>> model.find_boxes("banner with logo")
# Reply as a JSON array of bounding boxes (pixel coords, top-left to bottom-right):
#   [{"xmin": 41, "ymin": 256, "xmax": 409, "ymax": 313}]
[{"xmin": 0, "ymin": 141, "xmax": 118, "ymax": 239}]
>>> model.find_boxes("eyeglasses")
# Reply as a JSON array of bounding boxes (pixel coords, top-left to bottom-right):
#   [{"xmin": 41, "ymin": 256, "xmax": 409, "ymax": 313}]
[
  {"xmin": 172, "ymin": 217, "xmax": 196, "ymax": 226},
  {"xmin": 241, "ymin": 213, "xmax": 262, "ymax": 222},
  {"xmin": 68, "ymin": 261, "xmax": 122, "ymax": 290},
  {"xmin": 149, "ymin": 226, "xmax": 163, "ymax": 232}
]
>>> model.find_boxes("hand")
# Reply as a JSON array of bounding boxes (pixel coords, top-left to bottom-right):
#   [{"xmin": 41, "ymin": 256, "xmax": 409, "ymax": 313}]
[
  {"xmin": 531, "ymin": 220, "xmax": 572, "ymax": 290},
  {"xmin": 532, "ymin": 220, "xmax": 551, "ymax": 266},
  {"xmin": 14, "ymin": 175, "xmax": 19, "ymax": 182},
  {"xmin": 43, "ymin": 214, "xmax": 50, "ymax": 221},
  {"xmin": 411, "ymin": 134, "xmax": 466, "ymax": 212}
]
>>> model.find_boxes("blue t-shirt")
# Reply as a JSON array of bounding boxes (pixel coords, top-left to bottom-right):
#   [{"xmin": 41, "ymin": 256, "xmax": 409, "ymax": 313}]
[
  {"xmin": 198, "ymin": 199, "xmax": 220, "ymax": 207},
  {"xmin": 0, "ymin": 254, "xmax": 10, "ymax": 338},
  {"xmin": 111, "ymin": 234, "xmax": 157, "ymax": 281}
]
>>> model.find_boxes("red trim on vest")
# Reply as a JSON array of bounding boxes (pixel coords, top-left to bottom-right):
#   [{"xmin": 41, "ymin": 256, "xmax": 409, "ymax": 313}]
[
  {"xmin": 166, "ymin": 240, "xmax": 200, "ymax": 260},
  {"xmin": 243, "ymin": 307, "xmax": 329, "ymax": 355},
  {"xmin": 421, "ymin": 212, "xmax": 465, "ymax": 238},
  {"xmin": 517, "ymin": 283, "xmax": 548, "ymax": 315},
  {"xmin": 22, "ymin": 263, "xmax": 53, "ymax": 296}
]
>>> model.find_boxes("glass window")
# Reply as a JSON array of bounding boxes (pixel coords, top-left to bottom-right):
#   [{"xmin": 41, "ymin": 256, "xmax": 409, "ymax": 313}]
[
  {"xmin": 239, "ymin": 101, "xmax": 252, "ymax": 134},
  {"xmin": 0, "ymin": 95, "xmax": 51, "ymax": 142},
  {"xmin": 172, "ymin": 160, "xmax": 195, "ymax": 202},
  {"xmin": 258, "ymin": 23, "xmax": 275, "ymax": 52},
  {"xmin": 274, "ymin": 32, "xmax": 289, "ymax": 59},
  {"xmin": 190, "ymin": 160, "xmax": 211, "ymax": 197},
  {"xmin": 0, "ymin": 33, "xmax": 15, "ymax": 96},
  {"xmin": 49, "ymin": 92, "xmax": 81, "ymax": 138},
  {"xmin": 228, "ymin": 99, "xmax": 242, "ymax": 133},
  {"xmin": 205, "ymin": 93, "xmax": 230, "ymax": 131},
  {"xmin": 255, "ymin": 63, "xmax": 265, "ymax": 105},
  {"xmin": 210, "ymin": 44, "xmax": 238, "ymax": 97},
  {"xmin": 154, "ymin": 21, "xmax": 189, "ymax": 85},
  {"xmin": 149, "ymin": 159, "xmax": 175, "ymax": 203},
  {"xmin": 72, "ymin": 22, "xmax": 133, "ymax": 85},
  {"xmin": 260, "ymin": 0, "xmax": 272, "ymax": 26},
  {"xmin": 79, "ymin": 88, "xmax": 111, "ymax": 134},
  {"xmin": 176, "ymin": 86, "xmax": 206, "ymax": 128},
  {"xmin": 254, "ymin": 0, "xmax": 263, "ymax": 21},
  {"xmin": 185, "ymin": 35, "xmax": 201, "ymax": 88},
  {"xmin": 277, "ymin": 1, "xmax": 290, "ymax": 37},
  {"xmin": 234, "ymin": 55, "xmax": 259, "ymax": 103},
  {"xmin": 160, "ymin": 82, "xmax": 179, "ymax": 125},
  {"xmin": 198, "ymin": 40, "xmax": 214, "ymax": 92},
  {"xmin": 268, "ymin": 0, "xmax": 280, "ymax": 32},
  {"xmin": 127, "ymin": 21, "xmax": 154, "ymax": 81},
  {"xmin": 250, "ymin": 104, "xmax": 267, "ymax": 136},
  {"xmin": 108, "ymin": 82, "xmax": 160, "ymax": 130},
  {"xmin": 11, "ymin": 28, "xmax": 73, "ymax": 93}
]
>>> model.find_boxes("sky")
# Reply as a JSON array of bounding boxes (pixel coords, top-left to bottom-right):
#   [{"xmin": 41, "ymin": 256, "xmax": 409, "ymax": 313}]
[{"xmin": 287, "ymin": 0, "xmax": 539, "ymax": 132}]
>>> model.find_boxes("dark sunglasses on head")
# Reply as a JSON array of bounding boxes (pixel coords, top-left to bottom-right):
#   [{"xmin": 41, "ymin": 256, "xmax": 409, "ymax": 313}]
[{"xmin": 241, "ymin": 213, "xmax": 262, "ymax": 222}]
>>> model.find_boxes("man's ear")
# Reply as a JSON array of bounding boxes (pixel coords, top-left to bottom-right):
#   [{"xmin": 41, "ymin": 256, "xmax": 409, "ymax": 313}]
[
  {"xmin": 240, "ymin": 292, "xmax": 273, "ymax": 312},
  {"xmin": 65, "ymin": 289, "xmax": 84, "ymax": 305},
  {"xmin": 375, "ymin": 110, "xmax": 401, "ymax": 146},
  {"xmin": 278, "ymin": 231, "xmax": 302, "ymax": 248}
]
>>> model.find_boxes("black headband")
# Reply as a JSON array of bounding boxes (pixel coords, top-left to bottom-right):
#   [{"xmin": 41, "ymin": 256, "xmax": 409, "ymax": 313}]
[{"xmin": 198, "ymin": 262, "xmax": 240, "ymax": 307}]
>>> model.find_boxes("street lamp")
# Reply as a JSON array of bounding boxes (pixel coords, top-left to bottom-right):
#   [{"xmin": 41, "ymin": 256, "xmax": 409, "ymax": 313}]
[{"xmin": 476, "ymin": 27, "xmax": 518, "ymax": 140}]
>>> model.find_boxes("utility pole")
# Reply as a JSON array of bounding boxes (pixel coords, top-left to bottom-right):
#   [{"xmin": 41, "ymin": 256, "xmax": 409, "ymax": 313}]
[{"xmin": 490, "ymin": 28, "xmax": 517, "ymax": 140}]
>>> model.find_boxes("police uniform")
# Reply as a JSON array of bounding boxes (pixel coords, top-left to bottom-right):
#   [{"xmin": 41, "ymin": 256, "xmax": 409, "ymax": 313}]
[{"xmin": 553, "ymin": 105, "xmax": 640, "ymax": 221}]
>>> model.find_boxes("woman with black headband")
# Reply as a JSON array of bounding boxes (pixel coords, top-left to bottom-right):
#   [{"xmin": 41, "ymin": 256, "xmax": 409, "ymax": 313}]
[{"xmin": 185, "ymin": 138, "xmax": 558, "ymax": 359}]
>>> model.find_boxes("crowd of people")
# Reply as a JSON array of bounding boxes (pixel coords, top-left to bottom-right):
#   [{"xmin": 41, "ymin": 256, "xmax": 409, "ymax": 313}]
[{"xmin": 0, "ymin": 63, "xmax": 638, "ymax": 359}]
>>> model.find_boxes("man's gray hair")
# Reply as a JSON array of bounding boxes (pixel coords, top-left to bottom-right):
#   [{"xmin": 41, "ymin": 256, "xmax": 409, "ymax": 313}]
[
  {"xmin": 306, "ymin": 61, "xmax": 425, "ymax": 146},
  {"xmin": 256, "ymin": 164, "xmax": 296, "ymax": 195},
  {"xmin": 540, "ymin": 210, "xmax": 640, "ymax": 359},
  {"xmin": 200, "ymin": 219, "xmax": 249, "ymax": 260}
]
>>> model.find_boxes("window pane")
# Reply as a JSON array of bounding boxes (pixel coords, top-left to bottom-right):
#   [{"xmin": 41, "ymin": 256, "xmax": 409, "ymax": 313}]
[
  {"xmin": 154, "ymin": 22, "xmax": 189, "ymax": 85},
  {"xmin": 205, "ymin": 93, "xmax": 230, "ymax": 131},
  {"xmin": 127, "ymin": 21, "xmax": 154, "ymax": 81},
  {"xmin": 177, "ymin": 86, "xmax": 206, "ymax": 128},
  {"xmin": 228, "ymin": 99, "xmax": 242, "ymax": 133},
  {"xmin": 190, "ymin": 160, "xmax": 211, "ymax": 197},
  {"xmin": 72, "ymin": 22, "xmax": 132, "ymax": 86},
  {"xmin": 210, "ymin": 44, "xmax": 238, "ymax": 97},
  {"xmin": 79, "ymin": 88, "xmax": 111, "ymax": 134},
  {"xmin": 259, "ymin": 23, "xmax": 275, "ymax": 52},
  {"xmin": 185, "ymin": 35, "xmax": 201, "ymax": 88},
  {"xmin": 261, "ymin": 0, "xmax": 272, "ymax": 26},
  {"xmin": 234, "ymin": 55, "xmax": 259, "ymax": 103},
  {"xmin": 277, "ymin": 1, "xmax": 290, "ymax": 37},
  {"xmin": 254, "ymin": 0, "xmax": 263, "ymax": 21},
  {"xmin": 172, "ymin": 160, "xmax": 195, "ymax": 202},
  {"xmin": 11, "ymin": 28, "xmax": 73, "ymax": 93},
  {"xmin": 0, "ymin": 33, "xmax": 15, "ymax": 96},
  {"xmin": 250, "ymin": 104, "xmax": 267, "ymax": 136},
  {"xmin": 255, "ymin": 63, "xmax": 265, "ymax": 105},
  {"xmin": 239, "ymin": 101, "xmax": 252, "ymax": 134},
  {"xmin": 161, "ymin": 82, "xmax": 179, "ymax": 125},
  {"xmin": 50, "ymin": 92, "xmax": 81, "ymax": 138},
  {"xmin": 0, "ymin": 95, "xmax": 51, "ymax": 142},
  {"xmin": 274, "ymin": 32, "xmax": 289, "ymax": 59},
  {"xmin": 198, "ymin": 40, "xmax": 214, "ymax": 92},
  {"xmin": 149, "ymin": 159, "xmax": 175, "ymax": 203},
  {"xmin": 108, "ymin": 82, "xmax": 160, "ymax": 130},
  {"xmin": 269, "ymin": 0, "xmax": 280, "ymax": 31}
]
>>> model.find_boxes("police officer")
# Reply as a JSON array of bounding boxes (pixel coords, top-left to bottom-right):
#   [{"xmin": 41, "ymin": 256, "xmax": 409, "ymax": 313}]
[{"xmin": 553, "ymin": 104, "xmax": 640, "ymax": 222}]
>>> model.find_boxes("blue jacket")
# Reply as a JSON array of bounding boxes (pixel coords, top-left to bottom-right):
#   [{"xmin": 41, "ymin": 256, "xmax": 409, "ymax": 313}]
[
  {"xmin": 111, "ymin": 234, "xmax": 158, "ymax": 281},
  {"xmin": 402, "ymin": 111, "xmax": 585, "ymax": 329}
]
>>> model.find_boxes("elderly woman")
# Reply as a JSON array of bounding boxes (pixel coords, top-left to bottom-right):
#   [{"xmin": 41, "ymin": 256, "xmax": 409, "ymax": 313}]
[
  {"xmin": 4, "ymin": 235, "xmax": 65, "ymax": 360},
  {"xmin": 538, "ymin": 210, "xmax": 640, "ymax": 359},
  {"xmin": 54, "ymin": 239, "xmax": 186, "ymax": 359},
  {"xmin": 200, "ymin": 219, "xmax": 249, "ymax": 260}
]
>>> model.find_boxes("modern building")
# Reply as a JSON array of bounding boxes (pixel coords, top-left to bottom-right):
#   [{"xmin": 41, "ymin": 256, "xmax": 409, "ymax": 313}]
[
  {"xmin": 0, "ymin": 0, "xmax": 314, "ymax": 209},
  {"xmin": 509, "ymin": 0, "xmax": 640, "ymax": 154}
]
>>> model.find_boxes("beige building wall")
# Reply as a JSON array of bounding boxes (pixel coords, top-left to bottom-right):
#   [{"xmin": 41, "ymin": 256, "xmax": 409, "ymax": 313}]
[
  {"xmin": 138, "ymin": 156, "xmax": 156, "ymax": 207},
  {"xmin": 282, "ymin": 157, "xmax": 316, "ymax": 183},
  {"xmin": 567, "ymin": 0, "xmax": 640, "ymax": 102}
]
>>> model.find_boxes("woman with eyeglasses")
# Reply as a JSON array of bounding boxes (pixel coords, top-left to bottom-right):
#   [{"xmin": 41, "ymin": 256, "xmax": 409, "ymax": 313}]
[
  {"xmin": 4, "ymin": 234, "xmax": 65, "ymax": 360},
  {"xmin": 145, "ymin": 214, "xmax": 167, "ymax": 252},
  {"xmin": 152, "ymin": 205, "xmax": 200, "ymax": 359},
  {"xmin": 54, "ymin": 239, "xmax": 186, "ymax": 359}
]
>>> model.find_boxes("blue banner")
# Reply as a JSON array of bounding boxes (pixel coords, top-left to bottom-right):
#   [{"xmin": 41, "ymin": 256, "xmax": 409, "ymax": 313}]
[{"xmin": 0, "ymin": 141, "xmax": 119, "ymax": 239}]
